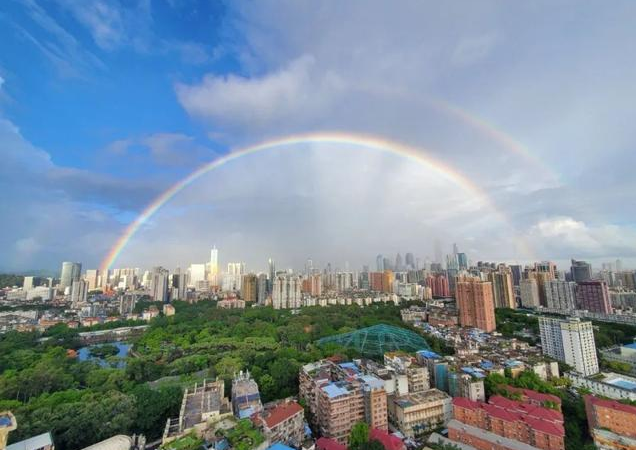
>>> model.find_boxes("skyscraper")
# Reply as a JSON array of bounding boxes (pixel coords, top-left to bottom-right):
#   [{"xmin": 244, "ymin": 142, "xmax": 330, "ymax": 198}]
[
  {"xmin": 405, "ymin": 252, "xmax": 415, "ymax": 270},
  {"xmin": 456, "ymin": 253, "xmax": 468, "ymax": 270},
  {"xmin": 376, "ymin": 254, "xmax": 384, "ymax": 272},
  {"xmin": 208, "ymin": 246, "xmax": 219, "ymax": 286},
  {"xmin": 60, "ymin": 261, "xmax": 81, "ymax": 290},
  {"xmin": 571, "ymin": 259, "xmax": 592, "ymax": 283},
  {"xmin": 171, "ymin": 268, "xmax": 187, "ymax": 301},
  {"xmin": 257, "ymin": 273, "xmax": 268, "ymax": 304},
  {"xmin": 509, "ymin": 265, "xmax": 522, "ymax": 287},
  {"xmin": 272, "ymin": 275, "xmax": 302, "ymax": 309},
  {"xmin": 456, "ymin": 278, "xmax": 496, "ymax": 332},
  {"xmin": 224, "ymin": 262, "xmax": 246, "ymax": 291},
  {"xmin": 539, "ymin": 317, "xmax": 598, "ymax": 376},
  {"xmin": 395, "ymin": 253, "xmax": 403, "ymax": 271},
  {"xmin": 150, "ymin": 267, "xmax": 169, "ymax": 303},
  {"xmin": 268, "ymin": 258, "xmax": 276, "ymax": 292}
]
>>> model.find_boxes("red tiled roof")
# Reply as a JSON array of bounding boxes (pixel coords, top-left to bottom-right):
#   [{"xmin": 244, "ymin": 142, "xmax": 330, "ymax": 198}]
[
  {"xmin": 369, "ymin": 428, "xmax": 404, "ymax": 450},
  {"xmin": 505, "ymin": 386, "xmax": 561, "ymax": 405},
  {"xmin": 523, "ymin": 415, "xmax": 565, "ymax": 437},
  {"xmin": 262, "ymin": 402, "xmax": 303, "ymax": 429},
  {"xmin": 316, "ymin": 437, "xmax": 348, "ymax": 450},
  {"xmin": 586, "ymin": 395, "xmax": 636, "ymax": 415},
  {"xmin": 483, "ymin": 403, "xmax": 519, "ymax": 423},
  {"xmin": 453, "ymin": 396, "xmax": 481, "ymax": 410}
]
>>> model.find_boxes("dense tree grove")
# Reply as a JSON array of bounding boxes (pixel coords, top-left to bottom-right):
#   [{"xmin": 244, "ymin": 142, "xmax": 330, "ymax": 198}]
[
  {"xmin": 0, "ymin": 274, "xmax": 24, "ymax": 289},
  {"xmin": 0, "ymin": 301, "xmax": 419, "ymax": 450}
]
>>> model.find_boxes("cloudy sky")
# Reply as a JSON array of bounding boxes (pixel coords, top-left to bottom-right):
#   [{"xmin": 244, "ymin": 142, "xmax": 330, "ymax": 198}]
[{"xmin": 1, "ymin": 0, "xmax": 635, "ymax": 273}]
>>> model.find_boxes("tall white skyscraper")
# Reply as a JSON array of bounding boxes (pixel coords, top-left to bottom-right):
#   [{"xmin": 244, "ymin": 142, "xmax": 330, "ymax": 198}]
[
  {"xmin": 208, "ymin": 246, "xmax": 219, "ymax": 286},
  {"xmin": 60, "ymin": 262, "xmax": 81, "ymax": 290},
  {"xmin": 189, "ymin": 264, "xmax": 207, "ymax": 288},
  {"xmin": 539, "ymin": 317, "xmax": 599, "ymax": 376}
]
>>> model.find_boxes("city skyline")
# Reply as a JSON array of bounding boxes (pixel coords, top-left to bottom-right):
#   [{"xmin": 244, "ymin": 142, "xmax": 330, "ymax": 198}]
[{"xmin": 2, "ymin": 1, "xmax": 636, "ymax": 271}]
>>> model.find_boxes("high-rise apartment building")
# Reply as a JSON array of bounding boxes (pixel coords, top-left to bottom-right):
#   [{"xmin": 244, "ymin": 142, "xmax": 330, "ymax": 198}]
[
  {"xmin": 456, "ymin": 278, "xmax": 496, "ymax": 332},
  {"xmin": 22, "ymin": 276, "xmax": 35, "ymax": 290},
  {"xmin": 426, "ymin": 274, "xmax": 450, "ymax": 298},
  {"xmin": 545, "ymin": 280, "xmax": 576, "ymax": 311},
  {"xmin": 60, "ymin": 261, "xmax": 81, "ymax": 290},
  {"xmin": 171, "ymin": 269, "xmax": 187, "ymax": 301},
  {"xmin": 70, "ymin": 279, "xmax": 88, "ymax": 308},
  {"xmin": 575, "ymin": 280, "xmax": 612, "ymax": 314},
  {"xmin": 302, "ymin": 274, "xmax": 322, "ymax": 296},
  {"xmin": 241, "ymin": 273, "xmax": 257, "ymax": 302},
  {"xmin": 520, "ymin": 278, "xmax": 540, "ymax": 308},
  {"xmin": 538, "ymin": 317, "xmax": 598, "ymax": 376},
  {"xmin": 150, "ymin": 267, "xmax": 170, "ymax": 303},
  {"xmin": 382, "ymin": 270, "xmax": 395, "ymax": 293},
  {"xmin": 85, "ymin": 269, "xmax": 100, "ymax": 291},
  {"xmin": 488, "ymin": 265, "xmax": 515, "ymax": 309},
  {"xmin": 571, "ymin": 259, "xmax": 592, "ymax": 283},
  {"xmin": 272, "ymin": 275, "xmax": 302, "ymax": 309},
  {"xmin": 509, "ymin": 265, "xmax": 522, "ymax": 287},
  {"xmin": 257, "ymin": 273, "xmax": 268, "ymax": 304},
  {"xmin": 268, "ymin": 258, "xmax": 276, "ymax": 293},
  {"xmin": 223, "ymin": 262, "xmax": 246, "ymax": 291},
  {"xmin": 189, "ymin": 264, "xmax": 207, "ymax": 289}
]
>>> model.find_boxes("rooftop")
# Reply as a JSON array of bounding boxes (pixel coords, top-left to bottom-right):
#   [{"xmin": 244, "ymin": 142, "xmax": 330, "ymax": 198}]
[
  {"xmin": 6, "ymin": 433, "xmax": 53, "ymax": 450},
  {"xmin": 261, "ymin": 402, "xmax": 303, "ymax": 429},
  {"xmin": 446, "ymin": 420, "xmax": 541, "ymax": 450}
]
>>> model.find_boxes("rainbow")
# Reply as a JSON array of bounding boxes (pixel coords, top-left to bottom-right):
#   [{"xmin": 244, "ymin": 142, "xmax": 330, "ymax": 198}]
[
  {"xmin": 432, "ymin": 100, "xmax": 560, "ymax": 184},
  {"xmin": 100, "ymin": 131, "xmax": 533, "ymax": 272}
]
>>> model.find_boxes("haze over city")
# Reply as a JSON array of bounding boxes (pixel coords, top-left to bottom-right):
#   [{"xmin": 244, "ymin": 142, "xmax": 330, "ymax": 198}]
[{"xmin": 1, "ymin": 1, "xmax": 635, "ymax": 272}]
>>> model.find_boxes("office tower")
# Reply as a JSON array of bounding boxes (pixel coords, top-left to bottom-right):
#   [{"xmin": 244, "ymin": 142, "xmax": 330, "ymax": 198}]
[
  {"xmin": 434, "ymin": 239, "xmax": 443, "ymax": 264},
  {"xmin": 446, "ymin": 254, "xmax": 458, "ymax": 271},
  {"xmin": 456, "ymin": 278, "xmax": 496, "ymax": 332},
  {"xmin": 545, "ymin": 280, "xmax": 576, "ymax": 311},
  {"xmin": 22, "ymin": 276, "xmax": 34, "ymax": 290},
  {"xmin": 616, "ymin": 259, "xmax": 623, "ymax": 273},
  {"xmin": 171, "ymin": 269, "xmax": 187, "ymax": 301},
  {"xmin": 456, "ymin": 253, "xmax": 468, "ymax": 270},
  {"xmin": 376, "ymin": 255, "xmax": 383, "ymax": 272},
  {"xmin": 571, "ymin": 259, "xmax": 593, "ymax": 282},
  {"xmin": 488, "ymin": 265, "xmax": 515, "ymax": 309},
  {"xmin": 575, "ymin": 280, "xmax": 612, "ymax": 314},
  {"xmin": 509, "ymin": 265, "xmax": 522, "ymax": 287},
  {"xmin": 272, "ymin": 275, "xmax": 302, "ymax": 309},
  {"xmin": 268, "ymin": 258, "xmax": 276, "ymax": 292},
  {"xmin": 241, "ymin": 273, "xmax": 257, "ymax": 302},
  {"xmin": 70, "ymin": 279, "xmax": 88, "ymax": 308},
  {"xmin": 538, "ymin": 317, "xmax": 598, "ymax": 376},
  {"xmin": 405, "ymin": 253, "xmax": 415, "ymax": 270},
  {"xmin": 382, "ymin": 257, "xmax": 392, "ymax": 271},
  {"xmin": 519, "ymin": 278, "xmax": 540, "ymax": 308},
  {"xmin": 208, "ymin": 246, "xmax": 219, "ymax": 286},
  {"xmin": 84, "ymin": 269, "xmax": 100, "ymax": 291},
  {"xmin": 60, "ymin": 261, "xmax": 81, "ymax": 289},
  {"xmin": 395, "ymin": 253, "xmax": 404, "ymax": 272},
  {"xmin": 150, "ymin": 267, "xmax": 169, "ymax": 303},
  {"xmin": 257, "ymin": 273, "xmax": 268, "ymax": 304},
  {"xmin": 305, "ymin": 258, "xmax": 313, "ymax": 275},
  {"xmin": 189, "ymin": 263, "xmax": 207, "ymax": 288}
]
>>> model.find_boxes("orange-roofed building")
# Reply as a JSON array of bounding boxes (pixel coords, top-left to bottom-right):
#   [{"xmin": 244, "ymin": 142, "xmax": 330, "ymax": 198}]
[{"xmin": 254, "ymin": 401, "xmax": 304, "ymax": 447}]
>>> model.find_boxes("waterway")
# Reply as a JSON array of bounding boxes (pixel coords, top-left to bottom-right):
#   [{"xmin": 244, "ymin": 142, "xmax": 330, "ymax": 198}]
[{"xmin": 77, "ymin": 341, "xmax": 131, "ymax": 368}]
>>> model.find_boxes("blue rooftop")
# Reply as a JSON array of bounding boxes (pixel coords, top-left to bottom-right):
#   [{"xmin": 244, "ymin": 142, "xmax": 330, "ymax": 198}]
[
  {"xmin": 323, "ymin": 382, "xmax": 350, "ymax": 398},
  {"xmin": 417, "ymin": 350, "xmax": 440, "ymax": 359},
  {"xmin": 461, "ymin": 367, "xmax": 486, "ymax": 378},
  {"xmin": 267, "ymin": 444, "xmax": 295, "ymax": 450},
  {"xmin": 339, "ymin": 362, "xmax": 359, "ymax": 372},
  {"xmin": 607, "ymin": 378, "xmax": 636, "ymax": 391},
  {"xmin": 624, "ymin": 343, "xmax": 636, "ymax": 350},
  {"xmin": 360, "ymin": 375, "xmax": 385, "ymax": 389},
  {"xmin": 480, "ymin": 360, "xmax": 494, "ymax": 369}
]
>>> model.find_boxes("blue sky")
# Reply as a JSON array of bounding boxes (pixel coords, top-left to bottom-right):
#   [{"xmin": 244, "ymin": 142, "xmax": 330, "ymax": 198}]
[{"xmin": 1, "ymin": 0, "xmax": 636, "ymax": 272}]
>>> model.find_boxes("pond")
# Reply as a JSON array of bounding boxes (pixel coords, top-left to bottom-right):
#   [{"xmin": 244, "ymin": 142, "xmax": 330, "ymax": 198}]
[{"xmin": 77, "ymin": 342, "xmax": 131, "ymax": 368}]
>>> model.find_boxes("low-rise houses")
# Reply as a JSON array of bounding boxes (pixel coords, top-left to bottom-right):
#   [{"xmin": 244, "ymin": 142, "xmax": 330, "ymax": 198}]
[
  {"xmin": 253, "ymin": 401, "xmax": 304, "ymax": 448},
  {"xmin": 568, "ymin": 371, "xmax": 636, "ymax": 401},
  {"xmin": 585, "ymin": 395, "xmax": 636, "ymax": 450},
  {"xmin": 450, "ymin": 395, "xmax": 565, "ymax": 450}
]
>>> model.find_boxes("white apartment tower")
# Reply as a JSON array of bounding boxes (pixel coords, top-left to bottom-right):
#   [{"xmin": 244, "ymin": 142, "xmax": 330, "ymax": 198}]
[
  {"xmin": 272, "ymin": 275, "xmax": 302, "ymax": 309},
  {"xmin": 538, "ymin": 317, "xmax": 599, "ymax": 376},
  {"xmin": 208, "ymin": 246, "xmax": 219, "ymax": 286}
]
